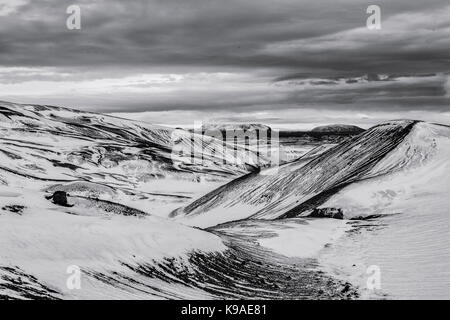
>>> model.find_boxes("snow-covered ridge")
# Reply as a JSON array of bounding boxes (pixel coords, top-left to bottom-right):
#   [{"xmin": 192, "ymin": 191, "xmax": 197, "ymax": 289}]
[
  {"xmin": 172, "ymin": 120, "xmax": 442, "ymax": 228},
  {"xmin": 318, "ymin": 122, "xmax": 450, "ymax": 298},
  {"xmin": 0, "ymin": 101, "xmax": 269, "ymax": 190},
  {"xmin": 320, "ymin": 121, "xmax": 450, "ymax": 218}
]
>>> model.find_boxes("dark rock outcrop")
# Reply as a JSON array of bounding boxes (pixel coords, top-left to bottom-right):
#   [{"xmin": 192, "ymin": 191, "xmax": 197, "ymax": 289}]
[
  {"xmin": 2, "ymin": 205, "xmax": 25, "ymax": 215},
  {"xmin": 45, "ymin": 191, "xmax": 73, "ymax": 207},
  {"xmin": 308, "ymin": 207, "xmax": 344, "ymax": 220}
]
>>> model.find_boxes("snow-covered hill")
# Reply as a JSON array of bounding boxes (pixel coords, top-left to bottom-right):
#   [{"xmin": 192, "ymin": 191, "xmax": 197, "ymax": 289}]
[
  {"xmin": 319, "ymin": 122, "xmax": 450, "ymax": 219},
  {"xmin": 172, "ymin": 120, "xmax": 449, "ymax": 228},
  {"xmin": 170, "ymin": 119, "xmax": 450, "ymax": 298},
  {"xmin": 0, "ymin": 101, "xmax": 266, "ymax": 182},
  {"xmin": 317, "ymin": 122, "xmax": 450, "ymax": 299},
  {"xmin": 0, "ymin": 101, "xmax": 272, "ymax": 211},
  {"xmin": 0, "ymin": 101, "xmax": 271, "ymax": 299},
  {"xmin": 0, "ymin": 185, "xmax": 227, "ymax": 299}
]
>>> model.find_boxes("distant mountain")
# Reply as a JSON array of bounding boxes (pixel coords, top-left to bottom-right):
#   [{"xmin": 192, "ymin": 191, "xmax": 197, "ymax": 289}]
[
  {"xmin": 201, "ymin": 123, "xmax": 271, "ymax": 133},
  {"xmin": 310, "ymin": 124, "xmax": 364, "ymax": 135}
]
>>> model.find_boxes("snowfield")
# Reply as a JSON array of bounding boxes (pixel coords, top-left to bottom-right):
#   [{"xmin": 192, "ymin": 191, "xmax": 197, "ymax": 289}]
[{"xmin": 0, "ymin": 185, "xmax": 226, "ymax": 299}]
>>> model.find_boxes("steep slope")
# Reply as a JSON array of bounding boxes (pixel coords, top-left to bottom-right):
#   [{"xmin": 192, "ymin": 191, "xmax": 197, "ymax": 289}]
[
  {"xmin": 317, "ymin": 122, "xmax": 450, "ymax": 299},
  {"xmin": 172, "ymin": 120, "xmax": 419, "ymax": 227},
  {"xmin": 319, "ymin": 122, "xmax": 450, "ymax": 219}
]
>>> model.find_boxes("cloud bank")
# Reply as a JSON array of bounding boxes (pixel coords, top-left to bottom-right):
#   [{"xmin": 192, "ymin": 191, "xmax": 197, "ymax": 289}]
[{"xmin": 0, "ymin": 0, "xmax": 449, "ymax": 127}]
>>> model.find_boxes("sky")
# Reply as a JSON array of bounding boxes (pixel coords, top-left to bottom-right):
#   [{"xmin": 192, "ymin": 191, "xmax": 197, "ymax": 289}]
[{"xmin": 0, "ymin": 0, "xmax": 449, "ymax": 129}]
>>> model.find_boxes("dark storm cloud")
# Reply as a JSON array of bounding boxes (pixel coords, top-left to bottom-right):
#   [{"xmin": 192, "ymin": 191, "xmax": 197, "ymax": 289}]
[
  {"xmin": 0, "ymin": 0, "xmax": 448, "ymax": 70},
  {"xmin": 0, "ymin": 0, "xmax": 449, "ymax": 117}
]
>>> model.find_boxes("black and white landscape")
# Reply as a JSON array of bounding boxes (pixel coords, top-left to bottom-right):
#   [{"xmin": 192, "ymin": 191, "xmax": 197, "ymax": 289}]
[
  {"xmin": 1, "ymin": 0, "xmax": 450, "ymax": 300},
  {"xmin": 1, "ymin": 101, "xmax": 449, "ymax": 299}
]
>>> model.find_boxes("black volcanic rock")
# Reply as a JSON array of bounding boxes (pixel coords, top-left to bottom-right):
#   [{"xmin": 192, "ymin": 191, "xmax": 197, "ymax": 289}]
[
  {"xmin": 308, "ymin": 208, "xmax": 344, "ymax": 220},
  {"xmin": 45, "ymin": 191, "xmax": 73, "ymax": 207}
]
